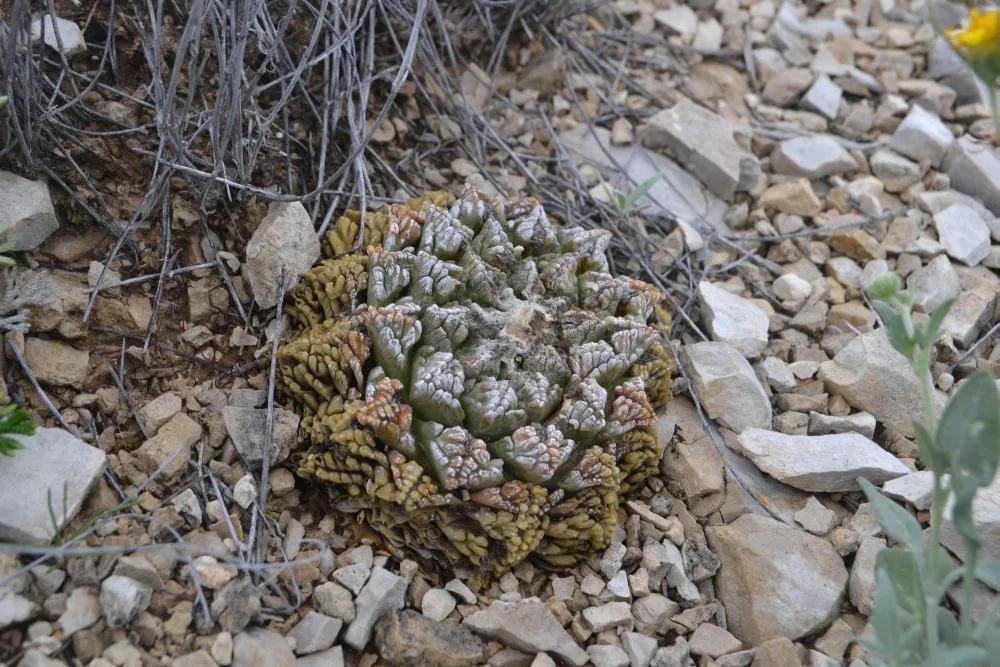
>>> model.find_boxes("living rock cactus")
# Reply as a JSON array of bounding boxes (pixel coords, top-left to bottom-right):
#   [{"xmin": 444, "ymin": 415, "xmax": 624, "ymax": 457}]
[{"xmin": 279, "ymin": 187, "xmax": 674, "ymax": 581}]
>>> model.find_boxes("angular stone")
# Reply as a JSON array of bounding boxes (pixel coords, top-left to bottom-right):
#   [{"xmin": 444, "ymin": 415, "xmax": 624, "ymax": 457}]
[
  {"xmin": 707, "ymin": 514, "xmax": 848, "ymax": 645},
  {"xmin": 24, "ymin": 338, "xmax": 88, "ymax": 388},
  {"xmin": 794, "ymin": 497, "xmax": 837, "ymax": 535},
  {"xmin": 134, "ymin": 413, "xmax": 202, "ymax": 482},
  {"xmin": 622, "ymin": 631, "xmax": 658, "ymax": 667},
  {"xmin": 288, "ymin": 611, "xmax": 341, "ymax": 655},
  {"xmin": 244, "ymin": 201, "xmax": 320, "ymax": 309},
  {"xmin": 762, "ymin": 357, "xmax": 797, "ymax": 393},
  {"xmin": 689, "ymin": 623, "xmax": 742, "ymax": 658},
  {"xmin": 138, "ymin": 393, "xmax": 182, "ymax": 434},
  {"xmin": 296, "ymin": 647, "xmax": 344, "ymax": 667},
  {"xmin": 943, "ymin": 135, "xmax": 1000, "ymax": 215},
  {"xmin": 314, "ymin": 581, "xmax": 356, "ymax": 623},
  {"xmin": 773, "ymin": 274, "xmax": 812, "ymax": 302},
  {"xmin": 882, "ymin": 471, "xmax": 935, "ymax": 510},
  {"xmin": 680, "ymin": 342, "xmax": 772, "ymax": 434},
  {"xmin": 942, "ymin": 283, "xmax": 997, "ymax": 347},
  {"xmin": 697, "ymin": 281, "xmax": 769, "ymax": 358},
  {"xmin": 421, "ymin": 588, "xmax": 456, "ymax": 622},
  {"xmin": 849, "ymin": 536, "xmax": 886, "ymax": 615},
  {"xmin": 30, "ymin": 16, "xmax": 86, "ymax": 56},
  {"xmin": 889, "ymin": 105, "xmax": 953, "ymax": 166},
  {"xmin": 0, "ymin": 428, "xmax": 106, "ymax": 543},
  {"xmin": 222, "ymin": 406, "xmax": 300, "ymax": 468},
  {"xmin": 99, "ymin": 575, "xmax": 152, "ymax": 628},
  {"xmin": 771, "ymin": 136, "xmax": 856, "ymax": 179},
  {"xmin": 906, "ymin": 254, "xmax": 960, "ymax": 314},
  {"xmin": 653, "ymin": 6, "xmax": 698, "ymax": 36},
  {"xmin": 344, "ymin": 567, "xmax": 408, "ymax": 651},
  {"xmin": 58, "ymin": 587, "xmax": 101, "ymax": 636},
  {"xmin": 933, "ymin": 204, "xmax": 991, "ymax": 266},
  {"xmin": 232, "ymin": 627, "xmax": 296, "ymax": 667},
  {"xmin": 642, "ymin": 99, "xmax": 757, "ymax": 200},
  {"xmin": 464, "ymin": 598, "xmax": 588, "ymax": 666},
  {"xmin": 660, "ymin": 399, "xmax": 725, "ymax": 509},
  {"xmin": 587, "ymin": 644, "xmax": 630, "ymax": 667},
  {"xmin": 581, "ymin": 601, "xmax": 634, "ymax": 634},
  {"xmin": 753, "ymin": 637, "xmax": 801, "ymax": 667},
  {"xmin": 0, "ymin": 171, "xmax": 59, "ymax": 250},
  {"xmin": 870, "ymin": 149, "xmax": 920, "ymax": 193},
  {"xmin": 374, "ymin": 610, "xmax": 485, "ymax": 667},
  {"xmin": 801, "ymin": 75, "xmax": 842, "ymax": 120},
  {"xmin": 759, "ymin": 179, "xmax": 822, "ymax": 216},
  {"xmin": 819, "ymin": 331, "xmax": 942, "ymax": 437},
  {"xmin": 736, "ymin": 428, "xmax": 908, "ymax": 492},
  {"xmin": 807, "ymin": 411, "xmax": 876, "ymax": 439}
]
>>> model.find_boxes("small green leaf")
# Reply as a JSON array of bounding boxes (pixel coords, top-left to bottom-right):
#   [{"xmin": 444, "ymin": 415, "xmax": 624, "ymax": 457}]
[
  {"xmin": 929, "ymin": 645, "xmax": 989, "ymax": 667},
  {"xmin": 870, "ymin": 568, "xmax": 906, "ymax": 660},
  {"xmin": 859, "ymin": 477, "xmax": 924, "ymax": 552},
  {"xmin": 873, "ymin": 300, "xmax": 916, "ymax": 361},
  {"xmin": 623, "ymin": 174, "xmax": 662, "ymax": 208},
  {"xmin": 878, "ymin": 548, "xmax": 925, "ymax": 616},
  {"xmin": 867, "ymin": 273, "xmax": 902, "ymax": 301},
  {"xmin": 919, "ymin": 298, "xmax": 955, "ymax": 347}
]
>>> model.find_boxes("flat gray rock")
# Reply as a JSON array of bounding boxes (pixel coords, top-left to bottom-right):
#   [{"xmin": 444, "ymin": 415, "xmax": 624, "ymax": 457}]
[
  {"xmin": 464, "ymin": 598, "xmax": 588, "ymax": 666},
  {"xmin": 680, "ymin": 341, "xmax": 772, "ymax": 434},
  {"xmin": 344, "ymin": 567, "xmax": 408, "ymax": 651},
  {"xmin": 0, "ymin": 427, "xmax": 106, "ymax": 543},
  {"xmin": 771, "ymin": 136, "xmax": 856, "ymax": 179},
  {"xmin": 889, "ymin": 105, "xmax": 953, "ymax": 166},
  {"xmin": 707, "ymin": 513, "xmax": 848, "ymax": 645},
  {"xmin": 244, "ymin": 201, "xmax": 320, "ymax": 309},
  {"xmin": 31, "ymin": 16, "xmax": 86, "ymax": 56},
  {"xmin": 222, "ymin": 405, "xmax": 300, "ymax": 468},
  {"xmin": 697, "ymin": 281, "xmax": 769, "ymax": 358},
  {"xmin": 736, "ymin": 428, "xmax": 908, "ymax": 492},
  {"xmin": 882, "ymin": 471, "xmax": 936, "ymax": 510},
  {"xmin": 944, "ymin": 135, "xmax": 1000, "ymax": 216},
  {"xmin": 233, "ymin": 627, "xmax": 296, "ymax": 667},
  {"xmin": 933, "ymin": 204, "xmax": 991, "ymax": 266},
  {"xmin": 0, "ymin": 171, "xmax": 60, "ymax": 251}
]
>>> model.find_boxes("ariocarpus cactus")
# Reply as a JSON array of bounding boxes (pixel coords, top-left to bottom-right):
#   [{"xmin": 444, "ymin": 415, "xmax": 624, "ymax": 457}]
[{"xmin": 279, "ymin": 187, "xmax": 674, "ymax": 581}]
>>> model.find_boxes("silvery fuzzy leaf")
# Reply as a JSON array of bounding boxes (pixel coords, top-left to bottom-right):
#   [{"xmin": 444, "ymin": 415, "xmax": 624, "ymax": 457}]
[
  {"xmin": 610, "ymin": 325, "xmax": 658, "ymax": 368},
  {"xmin": 450, "ymin": 185, "xmax": 500, "ymax": 232},
  {"xmin": 417, "ymin": 421, "xmax": 505, "ymax": 491},
  {"xmin": 555, "ymin": 377, "xmax": 607, "ymax": 439},
  {"xmin": 419, "ymin": 207, "xmax": 473, "ymax": 260},
  {"xmin": 382, "ymin": 207, "xmax": 423, "ymax": 251},
  {"xmin": 536, "ymin": 252, "xmax": 579, "ymax": 300},
  {"xmin": 512, "ymin": 371, "xmax": 563, "ymax": 422},
  {"xmin": 492, "ymin": 424, "xmax": 575, "ymax": 484},
  {"xmin": 409, "ymin": 251, "xmax": 463, "ymax": 306},
  {"xmin": 472, "ymin": 216, "xmax": 519, "ymax": 270},
  {"xmin": 460, "ymin": 251, "xmax": 506, "ymax": 307},
  {"xmin": 509, "ymin": 259, "xmax": 542, "ymax": 299},
  {"xmin": 362, "ymin": 306, "xmax": 422, "ymax": 380},
  {"xmin": 520, "ymin": 344, "xmax": 571, "ymax": 385},
  {"xmin": 558, "ymin": 446, "xmax": 609, "ymax": 492},
  {"xmin": 560, "ymin": 310, "xmax": 610, "ymax": 347},
  {"xmin": 409, "ymin": 347, "xmax": 466, "ymax": 426},
  {"xmin": 356, "ymin": 377, "xmax": 417, "ymax": 458},
  {"xmin": 419, "ymin": 304, "xmax": 471, "ymax": 352},
  {"xmin": 368, "ymin": 249, "xmax": 412, "ymax": 306},
  {"xmin": 461, "ymin": 376, "xmax": 528, "ymax": 440},
  {"xmin": 570, "ymin": 341, "xmax": 630, "ymax": 386},
  {"xmin": 509, "ymin": 203, "xmax": 559, "ymax": 255},
  {"xmin": 559, "ymin": 226, "xmax": 612, "ymax": 273},
  {"xmin": 580, "ymin": 271, "xmax": 631, "ymax": 314}
]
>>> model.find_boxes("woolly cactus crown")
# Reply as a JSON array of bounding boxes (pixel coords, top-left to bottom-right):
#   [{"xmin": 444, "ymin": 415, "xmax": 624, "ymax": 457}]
[{"xmin": 279, "ymin": 187, "xmax": 673, "ymax": 580}]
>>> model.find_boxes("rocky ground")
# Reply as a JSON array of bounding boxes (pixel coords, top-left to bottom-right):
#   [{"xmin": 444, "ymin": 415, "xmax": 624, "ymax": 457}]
[{"xmin": 1, "ymin": 0, "xmax": 1000, "ymax": 666}]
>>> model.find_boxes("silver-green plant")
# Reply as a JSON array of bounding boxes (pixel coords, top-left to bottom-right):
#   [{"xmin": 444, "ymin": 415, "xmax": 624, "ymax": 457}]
[{"xmin": 861, "ymin": 273, "xmax": 1000, "ymax": 666}]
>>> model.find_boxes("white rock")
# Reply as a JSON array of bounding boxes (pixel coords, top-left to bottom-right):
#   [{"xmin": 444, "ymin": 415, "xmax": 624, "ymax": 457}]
[
  {"xmin": 942, "ymin": 284, "xmax": 997, "ymax": 347},
  {"xmin": 244, "ymin": 201, "xmax": 320, "ymax": 309},
  {"xmin": 0, "ymin": 172, "xmax": 60, "ymax": 250},
  {"xmin": 587, "ymin": 644, "xmax": 630, "ymax": 667},
  {"xmin": 582, "ymin": 601, "xmax": 634, "ymax": 633},
  {"xmin": 57, "ymin": 587, "xmax": 101, "ymax": 636},
  {"xmin": 905, "ymin": 254, "xmax": 960, "ymax": 313},
  {"xmin": 870, "ymin": 149, "xmax": 920, "ymax": 193},
  {"xmin": 693, "ymin": 19, "xmax": 724, "ymax": 51},
  {"xmin": 233, "ymin": 475, "xmax": 257, "ymax": 509},
  {"xmin": 882, "ymin": 471, "xmax": 936, "ymax": 510},
  {"xmin": 933, "ymin": 204, "xmax": 991, "ymax": 266},
  {"xmin": 30, "ymin": 16, "xmax": 86, "ymax": 56},
  {"xmin": 421, "ymin": 588, "xmax": 457, "ymax": 622},
  {"xmin": 697, "ymin": 282, "xmax": 769, "ymax": 358},
  {"xmin": 773, "ymin": 273, "xmax": 812, "ymax": 301},
  {"xmin": 622, "ymin": 631, "xmax": 658, "ymax": 667},
  {"xmin": 820, "ymin": 332, "xmax": 942, "ymax": 438},
  {"xmin": 795, "ymin": 497, "xmax": 838, "ymax": 535},
  {"xmin": 680, "ymin": 342, "xmax": 772, "ymax": 434},
  {"xmin": 736, "ymin": 428, "xmax": 908, "ymax": 492},
  {"xmin": 288, "ymin": 611, "xmax": 342, "ymax": 655},
  {"xmin": 233, "ymin": 627, "xmax": 296, "ymax": 667},
  {"xmin": 314, "ymin": 582, "xmax": 356, "ymax": 623},
  {"xmin": 464, "ymin": 598, "xmax": 588, "ymax": 666},
  {"xmin": 222, "ymin": 406, "xmax": 300, "ymax": 468},
  {"xmin": 642, "ymin": 99, "xmax": 757, "ymax": 200},
  {"xmin": 889, "ymin": 105, "xmax": 953, "ymax": 167},
  {"xmin": 100, "ymin": 575, "xmax": 152, "ymax": 628},
  {"xmin": 771, "ymin": 136, "xmax": 856, "ymax": 179},
  {"xmin": 849, "ymin": 536, "xmax": 886, "ymax": 615},
  {"xmin": 689, "ymin": 623, "xmax": 742, "ymax": 658},
  {"xmin": 138, "ymin": 392, "xmax": 182, "ymax": 433},
  {"xmin": 943, "ymin": 135, "xmax": 1000, "ymax": 216},
  {"xmin": 343, "ymin": 567, "xmax": 408, "ymax": 651},
  {"xmin": 707, "ymin": 513, "xmax": 848, "ymax": 645},
  {"xmin": 801, "ymin": 75, "xmax": 843, "ymax": 120},
  {"xmin": 0, "ymin": 428, "xmax": 106, "ymax": 543},
  {"xmin": 807, "ymin": 411, "xmax": 877, "ymax": 439},
  {"xmin": 24, "ymin": 338, "xmax": 89, "ymax": 388},
  {"xmin": 762, "ymin": 357, "xmax": 797, "ymax": 393},
  {"xmin": 653, "ymin": 6, "xmax": 698, "ymax": 35}
]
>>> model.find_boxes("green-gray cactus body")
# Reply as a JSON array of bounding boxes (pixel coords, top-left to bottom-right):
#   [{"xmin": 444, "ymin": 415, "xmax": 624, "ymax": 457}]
[{"xmin": 280, "ymin": 188, "xmax": 674, "ymax": 581}]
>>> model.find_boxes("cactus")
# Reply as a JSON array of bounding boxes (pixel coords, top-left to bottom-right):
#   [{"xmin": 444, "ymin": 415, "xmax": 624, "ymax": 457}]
[{"xmin": 279, "ymin": 187, "xmax": 674, "ymax": 581}]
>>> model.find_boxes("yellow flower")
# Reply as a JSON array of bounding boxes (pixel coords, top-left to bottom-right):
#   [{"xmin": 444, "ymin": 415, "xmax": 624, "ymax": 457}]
[{"xmin": 948, "ymin": 8, "xmax": 1000, "ymax": 51}]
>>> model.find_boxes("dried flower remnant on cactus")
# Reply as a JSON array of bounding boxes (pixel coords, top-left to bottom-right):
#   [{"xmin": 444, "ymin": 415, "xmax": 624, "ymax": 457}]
[{"xmin": 278, "ymin": 187, "xmax": 674, "ymax": 581}]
